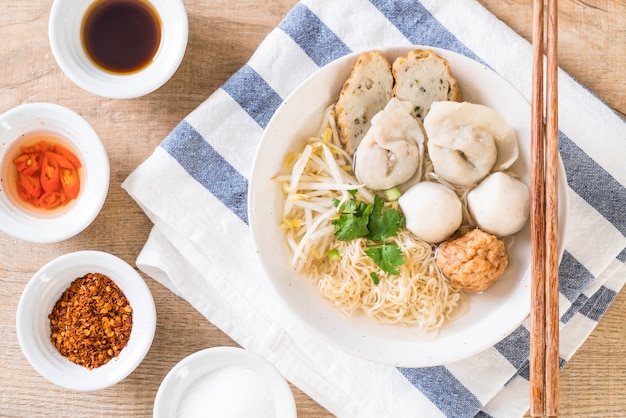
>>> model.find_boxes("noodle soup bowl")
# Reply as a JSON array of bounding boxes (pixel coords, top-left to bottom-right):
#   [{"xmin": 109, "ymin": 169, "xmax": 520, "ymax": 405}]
[
  {"xmin": 16, "ymin": 251, "xmax": 157, "ymax": 391},
  {"xmin": 248, "ymin": 46, "xmax": 568, "ymax": 367}
]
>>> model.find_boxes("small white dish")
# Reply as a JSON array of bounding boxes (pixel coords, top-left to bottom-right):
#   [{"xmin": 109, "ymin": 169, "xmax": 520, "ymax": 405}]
[
  {"xmin": 16, "ymin": 250, "xmax": 156, "ymax": 391},
  {"xmin": 248, "ymin": 46, "xmax": 569, "ymax": 367},
  {"xmin": 0, "ymin": 102, "xmax": 109, "ymax": 243},
  {"xmin": 154, "ymin": 347, "xmax": 296, "ymax": 418},
  {"xmin": 48, "ymin": 0, "xmax": 188, "ymax": 99}
]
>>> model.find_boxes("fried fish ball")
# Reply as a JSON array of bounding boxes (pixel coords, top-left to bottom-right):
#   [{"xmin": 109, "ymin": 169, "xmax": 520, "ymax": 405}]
[{"xmin": 436, "ymin": 228, "xmax": 508, "ymax": 292}]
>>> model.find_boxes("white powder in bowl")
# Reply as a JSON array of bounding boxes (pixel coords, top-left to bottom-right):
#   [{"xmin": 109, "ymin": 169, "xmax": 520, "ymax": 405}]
[{"xmin": 176, "ymin": 366, "xmax": 276, "ymax": 418}]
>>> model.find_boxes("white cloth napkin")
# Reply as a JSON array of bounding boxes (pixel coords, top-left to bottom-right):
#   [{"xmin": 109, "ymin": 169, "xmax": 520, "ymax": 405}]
[{"xmin": 122, "ymin": 0, "xmax": 626, "ymax": 416}]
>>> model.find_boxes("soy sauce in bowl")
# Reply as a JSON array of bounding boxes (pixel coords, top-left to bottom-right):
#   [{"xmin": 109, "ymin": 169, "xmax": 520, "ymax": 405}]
[{"xmin": 81, "ymin": 0, "xmax": 162, "ymax": 74}]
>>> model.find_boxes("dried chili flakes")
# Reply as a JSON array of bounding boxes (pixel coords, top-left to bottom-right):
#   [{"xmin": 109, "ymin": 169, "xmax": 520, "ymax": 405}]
[{"xmin": 48, "ymin": 272, "xmax": 133, "ymax": 369}]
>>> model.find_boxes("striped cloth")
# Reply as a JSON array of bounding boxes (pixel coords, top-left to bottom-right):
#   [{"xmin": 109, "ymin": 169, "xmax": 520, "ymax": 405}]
[{"xmin": 122, "ymin": 1, "xmax": 626, "ymax": 416}]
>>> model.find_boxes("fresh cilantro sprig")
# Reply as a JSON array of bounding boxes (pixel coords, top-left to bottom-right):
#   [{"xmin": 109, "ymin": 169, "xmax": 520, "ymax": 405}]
[
  {"xmin": 366, "ymin": 195, "xmax": 404, "ymax": 242},
  {"xmin": 365, "ymin": 244, "xmax": 405, "ymax": 275},
  {"xmin": 331, "ymin": 193, "xmax": 406, "ymax": 282},
  {"xmin": 331, "ymin": 197, "xmax": 372, "ymax": 240}
]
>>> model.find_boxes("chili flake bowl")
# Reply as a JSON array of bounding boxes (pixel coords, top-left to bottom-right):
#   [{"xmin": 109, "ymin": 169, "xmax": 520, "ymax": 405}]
[
  {"xmin": 16, "ymin": 250, "xmax": 157, "ymax": 391},
  {"xmin": 0, "ymin": 102, "xmax": 109, "ymax": 243}
]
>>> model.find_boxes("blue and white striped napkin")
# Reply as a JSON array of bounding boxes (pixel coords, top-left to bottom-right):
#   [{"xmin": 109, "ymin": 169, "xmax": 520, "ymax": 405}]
[{"xmin": 123, "ymin": 1, "xmax": 626, "ymax": 416}]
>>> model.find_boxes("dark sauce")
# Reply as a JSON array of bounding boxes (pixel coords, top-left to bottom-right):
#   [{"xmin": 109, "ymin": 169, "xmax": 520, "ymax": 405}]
[{"xmin": 81, "ymin": 0, "xmax": 161, "ymax": 74}]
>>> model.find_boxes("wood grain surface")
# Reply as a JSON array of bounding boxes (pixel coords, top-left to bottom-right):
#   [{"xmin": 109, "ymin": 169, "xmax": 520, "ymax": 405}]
[{"xmin": 1, "ymin": 1, "xmax": 624, "ymax": 417}]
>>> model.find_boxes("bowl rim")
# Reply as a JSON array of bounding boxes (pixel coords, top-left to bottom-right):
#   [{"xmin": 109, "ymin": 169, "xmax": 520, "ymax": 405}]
[
  {"xmin": 0, "ymin": 102, "xmax": 109, "ymax": 243},
  {"xmin": 248, "ymin": 45, "xmax": 569, "ymax": 367},
  {"xmin": 15, "ymin": 250, "xmax": 156, "ymax": 391},
  {"xmin": 48, "ymin": 0, "xmax": 189, "ymax": 99}
]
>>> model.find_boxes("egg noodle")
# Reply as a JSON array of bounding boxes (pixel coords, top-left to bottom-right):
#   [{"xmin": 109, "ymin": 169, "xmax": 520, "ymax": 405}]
[{"xmin": 272, "ymin": 105, "xmax": 467, "ymax": 330}]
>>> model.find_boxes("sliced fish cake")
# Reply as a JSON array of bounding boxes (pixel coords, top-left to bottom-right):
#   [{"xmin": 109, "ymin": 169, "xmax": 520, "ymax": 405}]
[
  {"xmin": 392, "ymin": 49, "xmax": 461, "ymax": 120},
  {"xmin": 335, "ymin": 50, "xmax": 393, "ymax": 155}
]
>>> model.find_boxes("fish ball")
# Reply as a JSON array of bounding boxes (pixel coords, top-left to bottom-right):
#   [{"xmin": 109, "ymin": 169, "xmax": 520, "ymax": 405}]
[
  {"xmin": 436, "ymin": 228, "xmax": 508, "ymax": 292},
  {"xmin": 398, "ymin": 182, "xmax": 462, "ymax": 243},
  {"xmin": 467, "ymin": 172, "xmax": 530, "ymax": 237}
]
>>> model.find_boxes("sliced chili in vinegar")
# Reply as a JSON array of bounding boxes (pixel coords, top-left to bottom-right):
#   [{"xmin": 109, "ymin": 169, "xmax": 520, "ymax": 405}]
[{"xmin": 12, "ymin": 138, "xmax": 82, "ymax": 209}]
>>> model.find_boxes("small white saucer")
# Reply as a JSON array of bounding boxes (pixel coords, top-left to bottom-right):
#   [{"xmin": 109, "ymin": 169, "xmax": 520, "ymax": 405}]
[{"xmin": 154, "ymin": 347, "xmax": 296, "ymax": 418}]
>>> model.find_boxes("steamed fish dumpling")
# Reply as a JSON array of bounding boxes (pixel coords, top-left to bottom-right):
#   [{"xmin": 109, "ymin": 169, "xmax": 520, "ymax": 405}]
[
  {"xmin": 354, "ymin": 98, "xmax": 425, "ymax": 191},
  {"xmin": 424, "ymin": 101, "xmax": 520, "ymax": 186},
  {"xmin": 427, "ymin": 121, "xmax": 497, "ymax": 186},
  {"xmin": 398, "ymin": 181, "xmax": 462, "ymax": 244},
  {"xmin": 467, "ymin": 172, "xmax": 530, "ymax": 237}
]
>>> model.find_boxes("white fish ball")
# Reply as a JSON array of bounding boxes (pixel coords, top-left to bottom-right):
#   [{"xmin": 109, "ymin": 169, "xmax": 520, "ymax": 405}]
[
  {"xmin": 398, "ymin": 182, "xmax": 463, "ymax": 243},
  {"xmin": 468, "ymin": 172, "xmax": 530, "ymax": 237}
]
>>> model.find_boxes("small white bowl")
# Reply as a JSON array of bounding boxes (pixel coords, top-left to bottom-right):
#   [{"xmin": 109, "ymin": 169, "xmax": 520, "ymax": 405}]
[
  {"xmin": 16, "ymin": 250, "xmax": 157, "ymax": 391},
  {"xmin": 154, "ymin": 347, "xmax": 296, "ymax": 418},
  {"xmin": 0, "ymin": 102, "xmax": 109, "ymax": 243},
  {"xmin": 48, "ymin": 0, "xmax": 188, "ymax": 99}
]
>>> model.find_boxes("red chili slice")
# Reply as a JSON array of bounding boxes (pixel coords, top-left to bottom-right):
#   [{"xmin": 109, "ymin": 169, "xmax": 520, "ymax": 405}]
[
  {"xmin": 60, "ymin": 167, "xmax": 80, "ymax": 199},
  {"xmin": 38, "ymin": 191, "xmax": 66, "ymax": 208},
  {"xmin": 46, "ymin": 151, "xmax": 75, "ymax": 170},
  {"xmin": 53, "ymin": 144, "xmax": 82, "ymax": 168},
  {"xmin": 40, "ymin": 152, "xmax": 61, "ymax": 193},
  {"xmin": 18, "ymin": 172, "xmax": 43, "ymax": 198},
  {"xmin": 15, "ymin": 152, "xmax": 43, "ymax": 176},
  {"xmin": 20, "ymin": 141, "xmax": 48, "ymax": 154}
]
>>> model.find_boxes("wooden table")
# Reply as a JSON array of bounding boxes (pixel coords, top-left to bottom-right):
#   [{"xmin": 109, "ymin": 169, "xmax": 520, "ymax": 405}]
[{"xmin": 1, "ymin": 1, "xmax": 624, "ymax": 416}]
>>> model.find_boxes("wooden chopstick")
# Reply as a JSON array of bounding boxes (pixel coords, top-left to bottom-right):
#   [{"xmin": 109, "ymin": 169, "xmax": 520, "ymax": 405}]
[
  {"xmin": 530, "ymin": 0, "xmax": 560, "ymax": 416},
  {"xmin": 529, "ymin": 0, "xmax": 546, "ymax": 414},
  {"xmin": 544, "ymin": 0, "xmax": 560, "ymax": 415}
]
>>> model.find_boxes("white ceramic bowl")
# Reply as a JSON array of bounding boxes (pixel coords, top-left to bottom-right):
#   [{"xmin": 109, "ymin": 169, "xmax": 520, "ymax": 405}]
[
  {"xmin": 154, "ymin": 347, "xmax": 296, "ymax": 418},
  {"xmin": 0, "ymin": 102, "xmax": 109, "ymax": 243},
  {"xmin": 248, "ymin": 46, "xmax": 569, "ymax": 367},
  {"xmin": 48, "ymin": 0, "xmax": 188, "ymax": 99},
  {"xmin": 16, "ymin": 250, "xmax": 156, "ymax": 391}
]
